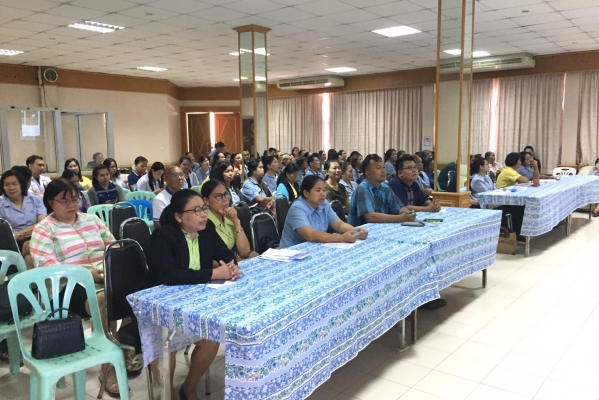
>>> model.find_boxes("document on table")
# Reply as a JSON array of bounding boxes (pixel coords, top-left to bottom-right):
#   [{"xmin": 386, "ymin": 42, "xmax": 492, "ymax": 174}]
[
  {"xmin": 260, "ymin": 248, "xmax": 311, "ymax": 262},
  {"xmin": 322, "ymin": 240, "xmax": 364, "ymax": 249},
  {"xmin": 206, "ymin": 280, "xmax": 235, "ymax": 290}
]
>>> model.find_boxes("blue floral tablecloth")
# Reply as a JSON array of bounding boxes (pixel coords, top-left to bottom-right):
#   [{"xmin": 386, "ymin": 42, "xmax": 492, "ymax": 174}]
[
  {"xmin": 128, "ymin": 239, "xmax": 439, "ymax": 400},
  {"xmin": 362, "ymin": 207, "xmax": 502, "ymax": 289},
  {"xmin": 477, "ymin": 176, "xmax": 599, "ymax": 236}
]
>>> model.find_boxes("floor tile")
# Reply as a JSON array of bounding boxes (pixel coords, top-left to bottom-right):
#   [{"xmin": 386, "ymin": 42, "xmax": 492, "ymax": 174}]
[
  {"xmin": 370, "ymin": 359, "xmax": 431, "ymax": 387},
  {"xmin": 399, "ymin": 388, "xmax": 447, "ymax": 400},
  {"xmin": 414, "ymin": 331, "xmax": 466, "ymax": 353},
  {"xmin": 434, "ymin": 354, "xmax": 495, "ymax": 383},
  {"xmin": 395, "ymin": 344, "xmax": 451, "ymax": 369},
  {"xmin": 481, "ymin": 366, "xmax": 545, "ymax": 397},
  {"xmin": 534, "ymin": 379, "xmax": 598, "ymax": 400},
  {"xmin": 453, "ymin": 341, "xmax": 511, "ymax": 365},
  {"xmin": 343, "ymin": 375, "xmax": 409, "ymax": 400},
  {"xmin": 465, "ymin": 384, "xmax": 532, "ymax": 400},
  {"xmin": 322, "ymin": 366, "xmax": 368, "ymax": 392},
  {"xmin": 413, "ymin": 371, "xmax": 478, "ymax": 400}
]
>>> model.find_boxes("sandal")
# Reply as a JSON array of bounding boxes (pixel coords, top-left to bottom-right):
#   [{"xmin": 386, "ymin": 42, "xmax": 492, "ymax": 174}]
[
  {"xmin": 124, "ymin": 351, "xmax": 143, "ymax": 378},
  {"xmin": 99, "ymin": 370, "xmax": 125, "ymax": 398}
]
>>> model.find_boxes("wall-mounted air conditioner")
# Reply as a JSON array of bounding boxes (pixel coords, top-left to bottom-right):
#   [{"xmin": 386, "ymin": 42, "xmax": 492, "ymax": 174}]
[
  {"xmin": 277, "ymin": 75, "xmax": 345, "ymax": 90},
  {"xmin": 440, "ymin": 53, "xmax": 535, "ymax": 74}
]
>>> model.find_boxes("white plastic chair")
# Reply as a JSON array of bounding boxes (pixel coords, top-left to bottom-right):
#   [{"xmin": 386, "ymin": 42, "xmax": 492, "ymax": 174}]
[{"xmin": 552, "ymin": 167, "xmax": 576, "ymax": 177}]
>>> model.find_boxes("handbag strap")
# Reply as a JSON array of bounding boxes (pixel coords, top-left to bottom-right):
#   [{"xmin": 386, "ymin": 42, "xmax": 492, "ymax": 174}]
[{"xmin": 44, "ymin": 307, "xmax": 75, "ymax": 321}]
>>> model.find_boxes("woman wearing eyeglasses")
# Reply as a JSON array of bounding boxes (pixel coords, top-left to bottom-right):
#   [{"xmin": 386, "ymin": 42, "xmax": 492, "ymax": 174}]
[
  {"xmin": 201, "ymin": 180, "xmax": 257, "ymax": 260},
  {"xmin": 213, "ymin": 161, "xmax": 242, "ymax": 205},
  {"xmin": 149, "ymin": 189, "xmax": 241, "ymax": 400}
]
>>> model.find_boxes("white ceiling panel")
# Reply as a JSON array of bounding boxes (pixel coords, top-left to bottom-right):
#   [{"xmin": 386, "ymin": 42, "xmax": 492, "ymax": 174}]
[{"xmin": 0, "ymin": 0, "xmax": 597, "ymax": 86}]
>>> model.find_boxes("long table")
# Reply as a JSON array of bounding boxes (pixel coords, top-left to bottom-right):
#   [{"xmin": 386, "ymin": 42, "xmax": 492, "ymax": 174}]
[
  {"xmin": 477, "ymin": 175, "xmax": 599, "ymax": 255},
  {"xmin": 128, "ymin": 207, "xmax": 501, "ymax": 400}
]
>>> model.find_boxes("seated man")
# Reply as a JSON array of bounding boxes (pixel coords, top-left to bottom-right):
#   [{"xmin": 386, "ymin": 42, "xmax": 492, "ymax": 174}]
[
  {"xmin": 348, "ymin": 154, "xmax": 415, "ymax": 226},
  {"xmin": 389, "ymin": 155, "xmax": 441, "ymax": 213},
  {"xmin": 517, "ymin": 152, "xmax": 554, "ymax": 180},
  {"xmin": 413, "ymin": 154, "xmax": 433, "ymax": 197},
  {"xmin": 26, "ymin": 155, "xmax": 51, "ymax": 195},
  {"xmin": 127, "ymin": 156, "xmax": 148, "ymax": 190},
  {"xmin": 153, "ymin": 166, "xmax": 185, "ymax": 229},
  {"xmin": 497, "ymin": 152, "xmax": 537, "ymax": 188},
  {"xmin": 85, "ymin": 152, "xmax": 104, "ymax": 170},
  {"xmin": 437, "ymin": 161, "xmax": 456, "ymax": 191}
]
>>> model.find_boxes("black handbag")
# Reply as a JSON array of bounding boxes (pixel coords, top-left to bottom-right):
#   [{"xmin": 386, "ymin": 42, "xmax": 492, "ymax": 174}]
[
  {"xmin": 0, "ymin": 282, "xmax": 32, "ymax": 323},
  {"xmin": 31, "ymin": 307, "xmax": 85, "ymax": 359}
]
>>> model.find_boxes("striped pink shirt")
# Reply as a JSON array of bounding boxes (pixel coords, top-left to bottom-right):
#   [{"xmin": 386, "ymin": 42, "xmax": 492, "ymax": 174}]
[{"xmin": 30, "ymin": 212, "xmax": 114, "ymax": 269}]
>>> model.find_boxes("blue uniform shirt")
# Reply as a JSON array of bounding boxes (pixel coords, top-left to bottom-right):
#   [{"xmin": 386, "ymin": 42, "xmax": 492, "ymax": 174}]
[
  {"xmin": 385, "ymin": 161, "xmax": 396, "ymax": 176},
  {"xmin": 348, "ymin": 179, "xmax": 403, "ymax": 227},
  {"xmin": 262, "ymin": 172, "xmax": 278, "ymax": 194},
  {"xmin": 0, "ymin": 195, "xmax": 46, "ymax": 232},
  {"xmin": 127, "ymin": 171, "xmax": 144, "ymax": 188},
  {"xmin": 470, "ymin": 174, "xmax": 495, "ymax": 197},
  {"xmin": 241, "ymin": 178, "xmax": 267, "ymax": 209},
  {"xmin": 516, "ymin": 165, "xmax": 534, "ymax": 180},
  {"xmin": 280, "ymin": 197, "xmax": 339, "ymax": 248},
  {"xmin": 305, "ymin": 168, "xmax": 325, "ymax": 180}
]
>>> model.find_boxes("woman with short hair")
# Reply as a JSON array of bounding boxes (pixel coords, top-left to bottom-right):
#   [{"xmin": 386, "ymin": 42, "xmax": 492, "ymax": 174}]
[
  {"xmin": 196, "ymin": 156, "xmax": 210, "ymax": 184},
  {"xmin": 470, "ymin": 156, "xmax": 495, "ymax": 197},
  {"xmin": 324, "ymin": 160, "xmax": 349, "ymax": 213},
  {"xmin": 279, "ymin": 175, "xmax": 367, "ymax": 248},
  {"xmin": 149, "ymin": 189, "xmax": 240, "ymax": 400}
]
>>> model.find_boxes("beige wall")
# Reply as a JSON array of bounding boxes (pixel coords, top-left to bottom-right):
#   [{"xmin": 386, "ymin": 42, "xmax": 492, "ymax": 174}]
[{"xmin": 0, "ymin": 83, "xmax": 181, "ymax": 170}]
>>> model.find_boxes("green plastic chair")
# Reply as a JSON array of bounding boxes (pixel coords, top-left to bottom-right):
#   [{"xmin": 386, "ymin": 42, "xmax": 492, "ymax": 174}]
[
  {"xmin": 7, "ymin": 265, "xmax": 130, "ymax": 400},
  {"xmin": 87, "ymin": 205, "xmax": 112, "ymax": 230},
  {"xmin": 125, "ymin": 191, "xmax": 156, "ymax": 202},
  {"xmin": 0, "ymin": 250, "xmax": 37, "ymax": 374},
  {"xmin": 121, "ymin": 187, "xmax": 131, "ymax": 196},
  {"xmin": 191, "ymin": 185, "xmax": 201, "ymax": 193},
  {"xmin": 436, "ymin": 170, "xmax": 446, "ymax": 192}
]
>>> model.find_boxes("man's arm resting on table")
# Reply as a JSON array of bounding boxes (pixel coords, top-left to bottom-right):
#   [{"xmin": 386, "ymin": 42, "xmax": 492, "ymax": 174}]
[{"xmin": 363, "ymin": 211, "xmax": 414, "ymax": 223}]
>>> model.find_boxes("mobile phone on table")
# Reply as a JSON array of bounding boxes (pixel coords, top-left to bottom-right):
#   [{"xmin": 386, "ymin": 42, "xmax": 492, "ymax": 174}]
[
  {"xmin": 401, "ymin": 221, "xmax": 425, "ymax": 227},
  {"xmin": 423, "ymin": 218, "xmax": 443, "ymax": 223}
]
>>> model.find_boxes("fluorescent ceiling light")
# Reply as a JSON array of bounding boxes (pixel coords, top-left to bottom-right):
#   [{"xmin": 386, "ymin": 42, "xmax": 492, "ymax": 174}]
[
  {"xmin": 229, "ymin": 48, "xmax": 270, "ymax": 56},
  {"xmin": 233, "ymin": 77, "xmax": 249, "ymax": 81},
  {"xmin": 473, "ymin": 51, "xmax": 490, "ymax": 58},
  {"xmin": 325, "ymin": 67, "xmax": 357, "ymax": 73},
  {"xmin": 255, "ymin": 76, "xmax": 267, "ymax": 81},
  {"xmin": 443, "ymin": 49, "xmax": 462, "ymax": 56},
  {"xmin": 137, "ymin": 66, "xmax": 167, "ymax": 72},
  {"xmin": 68, "ymin": 21, "xmax": 124, "ymax": 33},
  {"xmin": 372, "ymin": 26, "xmax": 421, "ymax": 38},
  {"xmin": 0, "ymin": 49, "xmax": 24, "ymax": 56},
  {"xmin": 229, "ymin": 52, "xmax": 240, "ymax": 56}
]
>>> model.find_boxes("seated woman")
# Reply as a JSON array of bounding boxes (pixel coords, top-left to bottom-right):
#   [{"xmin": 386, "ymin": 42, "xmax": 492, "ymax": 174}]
[
  {"xmin": 485, "ymin": 151, "xmax": 502, "ymax": 181},
  {"xmin": 349, "ymin": 152, "xmax": 363, "ymax": 183},
  {"xmin": 209, "ymin": 152, "xmax": 226, "ymax": 178},
  {"xmin": 241, "ymin": 159, "xmax": 273, "ymax": 211},
  {"xmin": 201, "ymin": 180, "xmax": 257, "ymax": 260},
  {"xmin": 213, "ymin": 161, "xmax": 242, "ymax": 205},
  {"xmin": 324, "ymin": 160, "xmax": 349, "ymax": 213},
  {"xmin": 339, "ymin": 162, "xmax": 358, "ymax": 199},
  {"xmin": 61, "ymin": 169, "xmax": 89, "ymax": 212},
  {"xmin": 275, "ymin": 163, "xmax": 300, "ymax": 202},
  {"xmin": 196, "ymin": 156, "xmax": 210, "ymax": 184},
  {"xmin": 180, "ymin": 155, "xmax": 200, "ymax": 189},
  {"xmin": 136, "ymin": 161, "xmax": 165, "ymax": 194},
  {"xmin": 280, "ymin": 175, "xmax": 368, "ymax": 248},
  {"xmin": 0, "ymin": 168, "xmax": 46, "ymax": 270},
  {"xmin": 470, "ymin": 156, "xmax": 496, "ymax": 197},
  {"xmin": 65, "ymin": 158, "xmax": 92, "ymax": 190},
  {"xmin": 103, "ymin": 158, "xmax": 127, "ymax": 188},
  {"xmin": 29, "ymin": 179, "xmax": 128, "ymax": 397},
  {"xmin": 87, "ymin": 165, "xmax": 126, "ymax": 206},
  {"xmin": 149, "ymin": 190, "xmax": 241, "ymax": 400},
  {"xmin": 523, "ymin": 145, "xmax": 542, "ymax": 172}
]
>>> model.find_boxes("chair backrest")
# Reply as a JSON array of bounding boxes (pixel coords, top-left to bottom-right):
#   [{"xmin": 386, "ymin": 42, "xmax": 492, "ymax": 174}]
[
  {"xmin": 104, "ymin": 239, "xmax": 148, "ymax": 323},
  {"xmin": 553, "ymin": 167, "xmax": 576, "ymax": 177},
  {"xmin": 329, "ymin": 200, "xmax": 346, "ymax": 222},
  {"xmin": 251, "ymin": 212, "xmax": 279, "ymax": 254},
  {"xmin": 234, "ymin": 202, "xmax": 253, "ymax": 251},
  {"xmin": 120, "ymin": 217, "xmax": 152, "ymax": 261},
  {"xmin": 190, "ymin": 185, "xmax": 201, "ymax": 193},
  {"xmin": 0, "ymin": 250, "xmax": 26, "ymax": 281},
  {"xmin": 87, "ymin": 204, "xmax": 112, "ymax": 230},
  {"xmin": 110, "ymin": 202, "xmax": 137, "ymax": 240},
  {"xmin": 274, "ymin": 197, "xmax": 291, "ymax": 237},
  {"xmin": 125, "ymin": 191, "xmax": 156, "ymax": 201},
  {"xmin": 126, "ymin": 199, "xmax": 153, "ymax": 221},
  {"xmin": 121, "ymin": 187, "xmax": 131, "ymax": 195},
  {"xmin": 0, "ymin": 218, "xmax": 19, "ymax": 253},
  {"xmin": 7, "ymin": 265, "xmax": 103, "ymax": 356}
]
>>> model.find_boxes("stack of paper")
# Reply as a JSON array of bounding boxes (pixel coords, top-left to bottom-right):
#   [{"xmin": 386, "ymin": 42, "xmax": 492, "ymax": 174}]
[{"xmin": 260, "ymin": 248, "xmax": 310, "ymax": 262}]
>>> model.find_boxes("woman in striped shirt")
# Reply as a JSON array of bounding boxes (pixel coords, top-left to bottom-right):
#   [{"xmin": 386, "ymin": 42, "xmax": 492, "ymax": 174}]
[{"xmin": 30, "ymin": 179, "xmax": 127, "ymax": 398}]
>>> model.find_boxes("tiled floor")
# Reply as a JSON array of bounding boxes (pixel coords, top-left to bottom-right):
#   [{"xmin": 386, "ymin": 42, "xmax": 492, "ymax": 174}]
[{"xmin": 2, "ymin": 212, "xmax": 599, "ymax": 400}]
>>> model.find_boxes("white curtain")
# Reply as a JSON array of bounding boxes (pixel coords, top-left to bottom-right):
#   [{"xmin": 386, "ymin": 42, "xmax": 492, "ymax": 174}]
[
  {"xmin": 328, "ymin": 86, "xmax": 422, "ymax": 156},
  {"xmin": 471, "ymin": 79, "xmax": 493, "ymax": 155},
  {"xmin": 577, "ymin": 71, "xmax": 599, "ymax": 166},
  {"xmin": 497, "ymin": 74, "xmax": 565, "ymax": 173},
  {"xmin": 268, "ymin": 95, "xmax": 323, "ymax": 153}
]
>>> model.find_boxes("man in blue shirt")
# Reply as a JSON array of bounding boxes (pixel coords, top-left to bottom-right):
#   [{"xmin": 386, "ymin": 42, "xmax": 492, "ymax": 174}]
[
  {"xmin": 389, "ymin": 155, "xmax": 441, "ymax": 213},
  {"xmin": 208, "ymin": 142, "xmax": 225, "ymax": 160},
  {"xmin": 261, "ymin": 155, "xmax": 279, "ymax": 193},
  {"xmin": 348, "ymin": 154, "xmax": 415, "ymax": 227},
  {"xmin": 517, "ymin": 151, "xmax": 554, "ymax": 180},
  {"xmin": 304, "ymin": 153, "xmax": 325, "ymax": 179},
  {"xmin": 127, "ymin": 156, "xmax": 148, "ymax": 190}
]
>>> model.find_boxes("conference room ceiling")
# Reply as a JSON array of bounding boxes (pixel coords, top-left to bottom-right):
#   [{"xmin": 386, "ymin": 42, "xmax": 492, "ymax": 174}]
[{"xmin": 0, "ymin": 0, "xmax": 598, "ymax": 87}]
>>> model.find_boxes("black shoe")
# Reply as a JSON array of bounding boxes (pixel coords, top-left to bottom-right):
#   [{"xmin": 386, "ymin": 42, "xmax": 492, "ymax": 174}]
[
  {"xmin": 179, "ymin": 386, "xmax": 188, "ymax": 400},
  {"xmin": 420, "ymin": 298, "xmax": 447, "ymax": 310},
  {"xmin": 517, "ymin": 235, "xmax": 526, "ymax": 243},
  {"xmin": 593, "ymin": 212, "xmax": 598, "ymax": 218}
]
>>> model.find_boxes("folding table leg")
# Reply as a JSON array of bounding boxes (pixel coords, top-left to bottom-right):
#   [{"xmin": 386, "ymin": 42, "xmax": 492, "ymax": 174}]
[
  {"xmin": 409, "ymin": 309, "xmax": 417, "ymax": 344},
  {"xmin": 162, "ymin": 327, "xmax": 171, "ymax": 400},
  {"xmin": 525, "ymin": 236, "xmax": 531, "ymax": 257},
  {"xmin": 395, "ymin": 319, "xmax": 409, "ymax": 353},
  {"xmin": 482, "ymin": 269, "xmax": 487, "ymax": 288},
  {"xmin": 566, "ymin": 214, "xmax": 572, "ymax": 236}
]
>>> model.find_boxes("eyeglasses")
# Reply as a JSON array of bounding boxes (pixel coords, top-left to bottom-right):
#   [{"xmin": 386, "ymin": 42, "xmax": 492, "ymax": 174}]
[
  {"xmin": 402, "ymin": 166, "xmax": 419, "ymax": 171},
  {"xmin": 53, "ymin": 197, "xmax": 79, "ymax": 206},
  {"xmin": 182, "ymin": 205, "xmax": 209, "ymax": 216},
  {"xmin": 173, "ymin": 173, "xmax": 185, "ymax": 179},
  {"xmin": 213, "ymin": 191, "xmax": 231, "ymax": 201}
]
